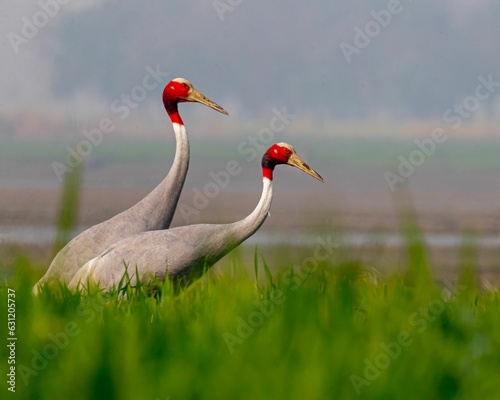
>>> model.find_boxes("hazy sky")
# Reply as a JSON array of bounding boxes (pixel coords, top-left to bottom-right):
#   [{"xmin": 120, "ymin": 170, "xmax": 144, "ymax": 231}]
[{"xmin": 2, "ymin": 1, "xmax": 500, "ymax": 123}]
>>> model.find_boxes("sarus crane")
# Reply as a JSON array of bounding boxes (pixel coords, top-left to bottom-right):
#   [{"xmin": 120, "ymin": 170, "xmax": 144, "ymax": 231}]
[
  {"xmin": 68, "ymin": 142, "xmax": 323, "ymax": 293},
  {"xmin": 33, "ymin": 78, "xmax": 227, "ymax": 294}
]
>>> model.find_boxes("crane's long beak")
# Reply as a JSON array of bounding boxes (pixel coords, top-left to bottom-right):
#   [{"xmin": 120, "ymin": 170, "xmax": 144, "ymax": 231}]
[
  {"xmin": 287, "ymin": 153, "xmax": 324, "ymax": 182},
  {"xmin": 187, "ymin": 88, "xmax": 228, "ymax": 115}
]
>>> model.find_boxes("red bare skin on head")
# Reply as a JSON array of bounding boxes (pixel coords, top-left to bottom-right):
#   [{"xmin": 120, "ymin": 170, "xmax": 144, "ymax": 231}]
[
  {"xmin": 162, "ymin": 80, "xmax": 191, "ymax": 125},
  {"xmin": 261, "ymin": 144, "xmax": 293, "ymax": 180}
]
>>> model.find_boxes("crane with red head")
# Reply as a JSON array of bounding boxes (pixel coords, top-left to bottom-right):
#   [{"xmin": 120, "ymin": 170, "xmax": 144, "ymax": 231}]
[
  {"xmin": 69, "ymin": 143, "xmax": 324, "ymax": 293},
  {"xmin": 33, "ymin": 78, "xmax": 227, "ymax": 294}
]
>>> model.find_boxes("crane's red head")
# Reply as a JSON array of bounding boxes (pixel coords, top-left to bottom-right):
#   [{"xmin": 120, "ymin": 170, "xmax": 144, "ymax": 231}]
[
  {"xmin": 162, "ymin": 78, "xmax": 228, "ymax": 124},
  {"xmin": 162, "ymin": 78, "xmax": 191, "ymax": 104},
  {"xmin": 261, "ymin": 142, "xmax": 324, "ymax": 182}
]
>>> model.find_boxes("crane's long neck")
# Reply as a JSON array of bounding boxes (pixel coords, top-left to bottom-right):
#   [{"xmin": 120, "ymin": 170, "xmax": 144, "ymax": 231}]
[
  {"xmin": 135, "ymin": 103, "xmax": 189, "ymax": 230},
  {"xmin": 225, "ymin": 177, "xmax": 273, "ymax": 247}
]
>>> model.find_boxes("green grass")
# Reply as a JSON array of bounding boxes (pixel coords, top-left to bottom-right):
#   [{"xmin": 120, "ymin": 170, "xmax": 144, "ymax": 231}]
[{"xmin": 0, "ymin": 245, "xmax": 499, "ymax": 400}]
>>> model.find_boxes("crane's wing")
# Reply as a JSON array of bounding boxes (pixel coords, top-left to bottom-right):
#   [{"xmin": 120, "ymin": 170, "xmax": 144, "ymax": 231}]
[{"xmin": 68, "ymin": 224, "xmax": 235, "ymax": 293}]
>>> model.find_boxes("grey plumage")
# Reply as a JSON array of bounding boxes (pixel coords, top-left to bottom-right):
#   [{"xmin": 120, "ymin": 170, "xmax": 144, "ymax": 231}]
[
  {"xmin": 33, "ymin": 78, "xmax": 227, "ymax": 294},
  {"xmin": 36, "ymin": 124, "xmax": 188, "ymax": 288}
]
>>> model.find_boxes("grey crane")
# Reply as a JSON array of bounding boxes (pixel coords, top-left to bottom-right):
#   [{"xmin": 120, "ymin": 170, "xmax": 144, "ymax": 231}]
[
  {"xmin": 68, "ymin": 142, "xmax": 323, "ymax": 293},
  {"xmin": 33, "ymin": 78, "xmax": 227, "ymax": 294}
]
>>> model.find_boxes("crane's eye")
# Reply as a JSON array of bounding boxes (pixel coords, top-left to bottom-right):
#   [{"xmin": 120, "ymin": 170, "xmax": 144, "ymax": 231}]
[{"xmin": 280, "ymin": 148, "xmax": 291, "ymax": 157}]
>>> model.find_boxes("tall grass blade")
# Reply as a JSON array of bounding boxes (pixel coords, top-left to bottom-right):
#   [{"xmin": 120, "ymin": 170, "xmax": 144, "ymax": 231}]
[
  {"xmin": 393, "ymin": 186, "xmax": 432, "ymax": 287},
  {"xmin": 458, "ymin": 231, "xmax": 478, "ymax": 298},
  {"xmin": 253, "ymin": 245, "xmax": 259, "ymax": 283},
  {"xmin": 52, "ymin": 162, "xmax": 82, "ymax": 257},
  {"xmin": 261, "ymin": 254, "xmax": 275, "ymax": 290}
]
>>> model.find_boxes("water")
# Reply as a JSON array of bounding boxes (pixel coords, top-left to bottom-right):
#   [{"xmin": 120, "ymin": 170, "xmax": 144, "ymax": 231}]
[{"xmin": 1, "ymin": 225, "xmax": 499, "ymax": 249}]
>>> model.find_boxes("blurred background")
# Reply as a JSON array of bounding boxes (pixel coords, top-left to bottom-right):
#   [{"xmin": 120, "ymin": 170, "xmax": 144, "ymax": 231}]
[{"xmin": 1, "ymin": 1, "xmax": 500, "ymax": 280}]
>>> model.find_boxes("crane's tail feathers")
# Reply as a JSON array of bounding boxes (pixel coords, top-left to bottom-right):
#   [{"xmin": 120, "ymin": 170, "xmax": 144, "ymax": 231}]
[
  {"xmin": 32, "ymin": 282, "xmax": 41, "ymax": 296},
  {"xmin": 68, "ymin": 258, "xmax": 99, "ymax": 294}
]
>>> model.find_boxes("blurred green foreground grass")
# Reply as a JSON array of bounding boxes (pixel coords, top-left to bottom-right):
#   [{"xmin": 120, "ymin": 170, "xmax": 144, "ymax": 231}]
[{"xmin": 0, "ymin": 249, "xmax": 499, "ymax": 400}]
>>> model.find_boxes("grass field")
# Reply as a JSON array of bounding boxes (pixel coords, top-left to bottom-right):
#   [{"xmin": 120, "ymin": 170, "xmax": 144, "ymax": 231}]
[{"xmin": 1, "ymin": 238, "xmax": 499, "ymax": 400}]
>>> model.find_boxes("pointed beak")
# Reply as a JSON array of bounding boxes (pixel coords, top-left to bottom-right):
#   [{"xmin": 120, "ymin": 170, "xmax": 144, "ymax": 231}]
[
  {"xmin": 186, "ymin": 88, "xmax": 228, "ymax": 115},
  {"xmin": 287, "ymin": 153, "xmax": 324, "ymax": 182}
]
